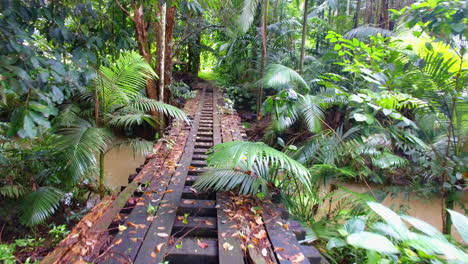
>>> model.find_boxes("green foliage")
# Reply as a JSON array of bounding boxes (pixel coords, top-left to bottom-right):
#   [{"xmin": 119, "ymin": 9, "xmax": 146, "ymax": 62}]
[
  {"xmin": 0, "ymin": 0, "xmax": 135, "ymax": 138},
  {"xmin": 335, "ymin": 202, "xmax": 468, "ymax": 263},
  {"xmin": 194, "ymin": 141, "xmax": 311, "ymax": 195}
]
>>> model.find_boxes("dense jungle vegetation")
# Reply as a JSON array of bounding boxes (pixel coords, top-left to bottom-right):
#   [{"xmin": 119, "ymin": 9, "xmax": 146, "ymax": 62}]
[{"xmin": 0, "ymin": 0, "xmax": 467, "ymax": 263}]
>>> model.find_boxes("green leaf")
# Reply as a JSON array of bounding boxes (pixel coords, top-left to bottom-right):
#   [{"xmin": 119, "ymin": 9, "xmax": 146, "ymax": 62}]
[
  {"xmin": 353, "ymin": 113, "xmax": 367, "ymax": 122},
  {"xmin": 347, "ymin": 232, "xmax": 399, "ymax": 253},
  {"xmin": 20, "ymin": 187, "xmax": 64, "ymax": 226},
  {"xmin": 401, "ymin": 215, "xmax": 447, "ymax": 242},
  {"xmin": 326, "ymin": 238, "xmax": 346, "ymax": 250},
  {"xmin": 450, "ymin": 23, "xmax": 464, "ymax": 33},
  {"xmin": 447, "ymin": 210, "xmax": 468, "ymax": 243},
  {"xmin": 367, "ymin": 202, "xmax": 408, "ymax": 240}
]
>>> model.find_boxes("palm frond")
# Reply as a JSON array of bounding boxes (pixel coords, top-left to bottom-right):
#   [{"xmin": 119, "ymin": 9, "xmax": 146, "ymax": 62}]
[
  {"xmin": 371, "ymin": 152, "xmax": 408, "ymax": 169},
  {"xmin": 20, "ymin": 187, "xmax": 64, "ymax": 226},
  {"xmin": 57, "ymin": 119, "xmax": 114, "ymax": 183},
  {"xmin": 238, "ymin": 0, "xmax": 261, "ymax": 33},
  {"xmin": 194, "ymin": 169, "xmax": 265, "ymax": 195},
  {"xmin": 97, "ymin": 51, "xmax": 157, "ymax": 108},
  {"xmin": 130, "ymin": 97, "xmax": 189, "ymax": 123},
  {"xmin": 260, "ymin": 64, "xmax": 310, "ymax": 92},
  {"xmin": 115, "ymin": 138, "xmax": 154, "ymax": 158},
  {"xmin": 206, "ymin": 141, "xmax": 312, "ymax": 192},
  {"xmin": 108, "ymin": 112, "xmax": 156, "ymax": 129},
  {"xmin": 299, "ymin": 95, "xmax": 324, "ymax": 133}
]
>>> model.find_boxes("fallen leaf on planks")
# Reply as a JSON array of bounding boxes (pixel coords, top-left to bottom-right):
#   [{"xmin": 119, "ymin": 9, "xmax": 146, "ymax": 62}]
[
  {"xmin": 223, "ymin": 242, "xmax": 234, "ymax": 251},
  {"xmin": 197, "ymin": 239, "xmax": 209, "ymax": 249}
]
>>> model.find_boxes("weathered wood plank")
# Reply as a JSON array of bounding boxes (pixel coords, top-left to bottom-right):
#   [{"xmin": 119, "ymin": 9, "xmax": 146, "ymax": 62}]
[
  {"xmin": 262, "ymin": 202, "xmax": 310, "ymax": 264},
  {"xmin": 133, "ymin": 90, "xmax": 206, "ymax": 264}
]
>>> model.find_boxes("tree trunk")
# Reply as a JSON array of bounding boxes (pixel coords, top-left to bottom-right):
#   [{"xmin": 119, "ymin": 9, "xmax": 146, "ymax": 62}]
[
  {"xmin": 164, "ymin": 6, "xmax": 176, "ymax": 103},
  {"xmin": 158, "ymin": 3, "xmax": 166, "ymax": 104},
  {"xmin": 257, "ymin": 0, "xmax": 269, "ymax": 120},
  {"xmin": 299, "ymin": 0, "xmax": 309, "ymax": 73},
  {"xmin": 156, "ymin": 3, "xmax": 166, "ymax": 132},
  {"xmin": 353, "ymin": 0, "xmax": 361, "ymax": 28},
  {"xmin": 346, "ymin": 0, "xmax": 351, "ymax": 16},
  {"xmin": 98, "ymin": 151, "xmax": 105, "ymax": 198},
  {"xmin": 132, "ymin": 5, "xmax": 158, "ymax": 101},
  {"xmin": 379, "ymin": 0, "xmax": 390, "ymax": 29}
]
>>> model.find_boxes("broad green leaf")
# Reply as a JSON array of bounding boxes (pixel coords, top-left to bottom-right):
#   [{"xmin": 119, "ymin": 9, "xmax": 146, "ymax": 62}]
[
  {"xmin": 401, "ymin": 215, "xmax": 447, "ymax": 242},
  {"xmin": 353, "ymin": 113, "xmax": 367, "ymax": 122},
  {"xmin": 326, "ymin": 238, "xmax": 346, "ymax": 250},
  {"xmin": 347, "ymin": 232, "xmax": 399, "ymax": 253},
  {"xmin": 447, "ymin": 210, "xmax": 468, "ymax": 243},
  {"xmin": 367, "ymin": 202, "xmax": 408, "ymax": 240}
]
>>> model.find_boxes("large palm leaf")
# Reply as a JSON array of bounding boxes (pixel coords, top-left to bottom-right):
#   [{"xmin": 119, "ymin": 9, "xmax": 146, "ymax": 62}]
[
  {"xmin": 260, "ymin": 64, "xmax": 310, "ymax": 92},
  {"xmin": 57, "ymin": 119, "xmax": 114, "ymax": 183},
  {"xmin": 20, "ymin": 187, "xmax": 64, "ymax": 226},
  {"xmin": 194, "ymin": 141, "xmax": 312, "ymax": 194},
  {"xmin": 97, "ymin": 51, "xmax": 157, "ymax": 109},
  {"xmin": 238, "ymin": 0, "xmax": 261, "ymax": 33}
]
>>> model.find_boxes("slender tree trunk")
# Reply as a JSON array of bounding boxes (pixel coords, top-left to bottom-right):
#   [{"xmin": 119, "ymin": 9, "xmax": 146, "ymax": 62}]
[
  {"xmin": 346, "ymin": 0, "xmax": 351, "ymax": 16},
  {"xmin": 257, "ymin": 0, "xmax": 269, "ymax": 120},
  {"xmin": 158, "ymin": 4, "xmax": 166, "ymax": 104},
  {"xmin": 164, "ymin": 6, "xmax": 176, "ymax": 102},
  {"xmin": 354, "ymin": 0, "xmax": 361, "ymax": 28},
  {"xmin": 157, "ymin": 3, "xmax": 166, "ymax": 132},
  {"xmin": 299, "ymin": 0, "xmax": 309, "ymax": 73},
  {"xmin": 379, "ymin": 0, "xmax": 390, "ymax": 29},
  {"xmin": 98, "ymin": 151, "xmax": 105, "ymax": 198}
]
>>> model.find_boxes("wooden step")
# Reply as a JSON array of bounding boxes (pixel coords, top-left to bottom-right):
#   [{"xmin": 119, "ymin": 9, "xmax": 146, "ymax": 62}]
[
  {"xmin": 300, "ymin": 245, "xmax": 323, "ymax": 264},
  {"xmin": 185, "ymin": 175, "xmax": 199, "ymax": 185},
  {"xmin": 195, "ymin": 142, "xmax": 213, "ymax": 147},
  {"xmin": 191, "ymin": 161, "xmax": 207, "ymax": 168},
  {"xmin": 193, "ymin": 148, "xmax": 209, "ymax": 154},
  {"xmin": 192, "ymin": 154, "xmax": 208, "ymax": 160},
  {"xmin": 182, "ymin": 186, "xmax": 216, "ymax": 200},
  {"xmin": 197, "ymin": 131, "xmax": 213, "ymax": 136},
  {"xmin": 165, "ymin": 238, "xmax": 218, "ymax": 264},
  {"xmin": 172, "ymin": 216, "xmax": 217, "ymax": 238},
  {"xmin": 289, "ymin": 220, "xmax": 306, "ymax": 240},
  {"xmin": 178, "ymin": 199, "xmax": 216, "ymax": 216},
  {"xmin": 195, "ymin": 136, "xmax": 212, "ymax": 142}
]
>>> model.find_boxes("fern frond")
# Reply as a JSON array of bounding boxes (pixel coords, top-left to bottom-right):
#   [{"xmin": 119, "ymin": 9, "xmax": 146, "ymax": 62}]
[
  {"xmin": 20, "ymin": 187, "xmax": 64, "ymax": 226},
  {"xmin": 260, "ymin": 64, "xmax": 310, "ymax": 92}
]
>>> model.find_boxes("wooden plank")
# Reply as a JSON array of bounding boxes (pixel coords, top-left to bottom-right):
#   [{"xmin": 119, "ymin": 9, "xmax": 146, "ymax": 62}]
[
  {"xmin": 262, "ymin": 202, "xmax": 310, "ymax": 264},
  {"xmin": 165, "ymin": 238, "xmax": 218, "ymax": 264},
  {"xmin": 133, "ymin": 90, "xmax": 206, "ymax": 264},
  {"xmin": 100, "ymin": 171, "xmax": 173, "ymax": 263},
  {"xmin": 216, "ymin": 192, "xmax": 245, "ymax": 264}
]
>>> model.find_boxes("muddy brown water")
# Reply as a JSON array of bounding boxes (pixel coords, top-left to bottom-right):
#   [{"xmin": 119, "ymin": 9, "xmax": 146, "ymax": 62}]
[{"xmin": 103, "ymin": 146, "xmax": 466, "ymax": 241}]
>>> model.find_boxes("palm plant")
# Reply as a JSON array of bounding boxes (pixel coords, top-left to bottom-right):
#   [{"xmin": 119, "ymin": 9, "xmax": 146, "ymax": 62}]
[
  {"xmin": 58, "ymin": 51, "xmax": 189, "ymax": 197},
  {"xmin": 193, "ymin": 141, "xmax": 311, "ymax": 196}
]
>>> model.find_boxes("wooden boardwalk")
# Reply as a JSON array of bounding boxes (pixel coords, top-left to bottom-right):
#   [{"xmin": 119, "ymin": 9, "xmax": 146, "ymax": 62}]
[{"xmin": 42, "ymin": 82, "xmax": 323, "ymax": 264}]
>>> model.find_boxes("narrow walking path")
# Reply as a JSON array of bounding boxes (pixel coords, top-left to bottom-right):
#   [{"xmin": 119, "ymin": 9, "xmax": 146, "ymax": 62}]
[{"xmin": 42, "ymin": 82, "xmax": 323, "ymax": 264}]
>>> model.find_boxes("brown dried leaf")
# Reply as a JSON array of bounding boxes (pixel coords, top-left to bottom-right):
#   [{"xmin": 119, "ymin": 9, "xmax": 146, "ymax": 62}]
[
  {"xmin": 127, "ymin": 221, "xmax": 137, "ymax": 228},
  {"xmin": 274, "ymin": 247, "xmax": 285, "ymax": 252},
  {"xmin": 254, "ymin": 230, "xmax": 267, "ymax": 239},
  {"xmin": 114, "ymin": 238, "xmax": 122, "ymax": 245},
  {"xmin": 155, "ymin": 242, "xmax": 164, "ymax": 253}
]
